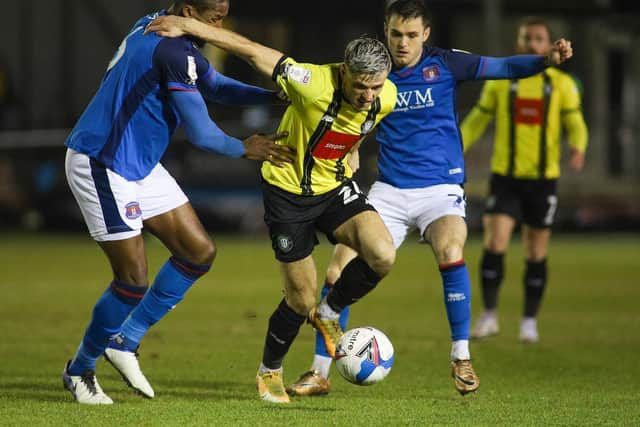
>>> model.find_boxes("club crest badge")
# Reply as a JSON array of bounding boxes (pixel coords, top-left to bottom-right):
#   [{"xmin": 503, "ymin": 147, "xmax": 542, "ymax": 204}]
[
  {"xmin": 125, "ymin": 202, "xmax": 142, "ymax": 220},
  {"xmin": 276, "ymin": 235, "xmax": 293, "ymax": 253},
  {"xmin": 422, "ymin": 65, "xmax": 440, "ymax": 82}
]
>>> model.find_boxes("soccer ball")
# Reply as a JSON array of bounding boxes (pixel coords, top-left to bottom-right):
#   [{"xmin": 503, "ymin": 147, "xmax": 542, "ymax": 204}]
[{"xmin": 335, "ymin": 326, "xmax": 394, "ymax": 385}]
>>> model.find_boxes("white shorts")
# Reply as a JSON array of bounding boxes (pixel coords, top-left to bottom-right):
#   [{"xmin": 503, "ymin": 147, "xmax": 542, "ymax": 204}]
[
  {"xmin": 367, "ymin": 181, "xmax": 466, "ymax": 249},
  {"xmin": 65, "ymin": 149, "xmax": 189, "ymax": 241}
]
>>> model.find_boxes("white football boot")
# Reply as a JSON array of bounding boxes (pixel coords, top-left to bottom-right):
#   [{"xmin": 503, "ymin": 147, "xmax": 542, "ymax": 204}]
[
  {"xmin": 104, "ymin": 347, "xmax": 155, "ymax": 398},
  {"xmin": 62, "ymin": 361, "xmax": 113, "ymax": 404},
  {"xmin": 519, "ymin": 317, "xmax": 539, "ymax": 343},
  {"xmin": 470, "ymin": 312, "xmax": 500, "ymax": 339}
]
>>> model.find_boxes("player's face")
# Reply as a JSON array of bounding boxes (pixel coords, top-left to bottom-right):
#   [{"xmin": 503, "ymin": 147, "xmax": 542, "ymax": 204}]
[
  {"xmin": 517, "ymin": 24, "xmax": 551, "ymax": 55},
  {"xmin": 341, "ymin": 67, "xmax": 388, "ymax": 111},
  {"xmin": 385, "ymin": 15, "xmax": 430, "ymax": 68},
  {"xmin": 186, "ymin": 1, "xmax": 229, "ymax": 28}
]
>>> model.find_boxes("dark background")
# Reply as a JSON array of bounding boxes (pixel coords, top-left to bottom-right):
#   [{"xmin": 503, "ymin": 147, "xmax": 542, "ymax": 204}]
[{"xmin": 0, "ymin": 0, "xmax": 638, "ymax": 234}]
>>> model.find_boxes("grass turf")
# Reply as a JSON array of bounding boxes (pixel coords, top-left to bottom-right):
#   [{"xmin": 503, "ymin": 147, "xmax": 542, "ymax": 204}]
[{"xmin": 0, "ymin": 232, "xmax": 638, "ymax": 425}]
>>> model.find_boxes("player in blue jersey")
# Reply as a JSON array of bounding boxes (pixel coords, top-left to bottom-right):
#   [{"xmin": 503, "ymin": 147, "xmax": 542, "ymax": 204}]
[
  {"xmin": 62, "ymin": 0, "xmax": 294, "ymax": 404},
  {"xmin": 283, "ymin": 0, "xmax": 573, "ymax": 397}
]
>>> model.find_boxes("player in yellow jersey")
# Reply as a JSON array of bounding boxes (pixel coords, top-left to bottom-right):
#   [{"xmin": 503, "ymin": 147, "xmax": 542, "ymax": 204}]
[
  {"xmin": 460, "ymin": 17, "xmax": 588, "ymax": 343},
  {"xmin": 146, "ymin": 16, "xmax": 398, "ymax": 402}
]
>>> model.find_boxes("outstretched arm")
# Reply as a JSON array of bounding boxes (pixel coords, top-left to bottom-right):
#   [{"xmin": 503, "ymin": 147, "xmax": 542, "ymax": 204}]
[
  {"xmin": 171, "ymin": 90, "xmax": 245, "ymax": 157},
  {"xmin": 146, "ymin": 16, "xmax": 283, "ymax": 77},
  {"xmin": 199, "ymin": 67, "xmax": 279, "ymax": 105},
  {"xmin": 171, "ymin": 90, "xmax": 294, "ymax": 166},
  {"xmin": 476, "ymin": 39, "xmax": 573, "ymax": 80}
]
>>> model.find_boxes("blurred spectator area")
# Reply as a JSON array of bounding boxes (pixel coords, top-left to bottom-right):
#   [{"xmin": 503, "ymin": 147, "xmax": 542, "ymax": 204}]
[{"xmin": 0, "ymin": 0, "xmax": 638, "ymax": 232}]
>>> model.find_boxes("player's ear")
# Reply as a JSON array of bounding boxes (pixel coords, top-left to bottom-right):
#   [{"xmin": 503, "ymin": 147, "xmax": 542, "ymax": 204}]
[
  {"xmin": 423, "ymin": 26, "xmax": 431, "ymax": 44},
  {"xmin": 181, "ymin": 4, "xmax": 196, "ymax": 18}
]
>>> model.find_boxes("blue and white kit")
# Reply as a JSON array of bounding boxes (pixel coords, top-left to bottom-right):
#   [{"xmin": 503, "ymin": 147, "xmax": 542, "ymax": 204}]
[
  {"xmin": 371, "ymin": 47, "xmax": 548, "ymax": 241},
  {"xmin": 65, "ymin": 11, "xmax": 276, "ymax": 241}
]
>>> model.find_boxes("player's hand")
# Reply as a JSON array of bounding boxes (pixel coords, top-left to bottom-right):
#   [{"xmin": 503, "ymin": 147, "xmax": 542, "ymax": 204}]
[
  {"xmin": 144, "ymin": 15, "xmax": 189, "ymax": 38},
  {"xmin": 569, "ymin": 148, "xmax": 585, "ymax": 171},
  {"xmin": 546, "ymin": 39, "xmax": 573, "ymax": 65},
  {"xmin": 242, "ymin": 132, "xmax": 295, "ymax": 167}
]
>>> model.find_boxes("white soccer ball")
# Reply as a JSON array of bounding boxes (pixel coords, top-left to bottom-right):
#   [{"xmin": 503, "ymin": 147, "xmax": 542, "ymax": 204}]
[{"xmin": 335, "ymin": 326, "xmax": 395, "ymax": 385}]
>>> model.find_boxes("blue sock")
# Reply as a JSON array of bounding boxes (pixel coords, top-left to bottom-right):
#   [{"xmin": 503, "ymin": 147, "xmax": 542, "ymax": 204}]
[
  {"xmin": 68, "ymin": 281, "xmax": 147, "ymax": 375},
  {"xmin": 440, "ymin": 261, "xmax": 471, "ymax": 341},
  {"xmin": 114, "ymin": 256, "xmax": 210, "ymax": 350},
  {"xmin": 315, "ymin": 282, "xmax": 350, "ymax": 357}
]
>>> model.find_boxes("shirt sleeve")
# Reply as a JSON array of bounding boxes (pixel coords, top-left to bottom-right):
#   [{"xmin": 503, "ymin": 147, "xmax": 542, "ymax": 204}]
[
  {"xmin": 440, "ymin": 49, "xmax": 484, "ymax": 81},
  {"xmin": 560, "ymin": 74, "xmax": 589, "ymax": 153},
  {"xmin": 153, "ymin": 37, "xmax": 210, "ymax": 92},
  {"xmin": 170, "ymin": 88, "xmax": 245, "ymax": 158},
  {"xmin": 270, "ymin": 56, "xmax": 326, "ymax": 107},
  {"xmin": 198, "ymin": 65, "xmax": 277, "ymax": 105},
  {"xmin": 475, "ymin": 55, "xmax": 547, "ymax": 80}
]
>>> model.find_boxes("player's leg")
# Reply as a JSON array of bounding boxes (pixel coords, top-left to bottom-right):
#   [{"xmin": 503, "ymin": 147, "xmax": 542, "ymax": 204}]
[
  {"xmin": 259, "ymin": 255, "xmax": 317, "ymax": 403},
  {"xmin": 257, "ymin": 182, "xmax": 323, "ymax": 403},
  {"xmin": 286, "ymin": 244, "xmax": 356, "ymax": 396},
  {"xmin": 308, "ymin": 208, "xmax": 394, "ymax": 359},
  {"xmin": 519, "ymin": 225, "xmax": 550, "ymax": 342},
  {"xmin": 113, "ymin": 202, "xmax": 215, "ymax": 351},
  {"xmin": 313, "ymin": 182, "xmax": 396, "ymax": 354},
  {"xmin": 105, "ymin": 164, "xmax": 208, "ymax": 398},
  {"xmin": 321, "ymin": 181, "xmax": 397, "ymax": 315},
  {"xmin": 519, "ymin": 181, "xmax": 556, "ymax": 342},
  {"xmin": 472, "ymin": 175, "xmax": 519, "ymax": 338},
  {"xmin": 418, "ymin": 184, "xmax": 478, "ymax": 395},
  {"xmin": 63, "ymin": 149, "xmax": 149, "ymax": 404},
  {"xmin": 291, "ymin": 181, "xmax": 409, "ymax": 396}
]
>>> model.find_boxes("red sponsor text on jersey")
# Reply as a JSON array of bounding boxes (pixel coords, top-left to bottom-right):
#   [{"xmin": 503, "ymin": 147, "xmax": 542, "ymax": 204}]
[
  {"xmin": 514, "ymin": 98, "xmax": 544, "ymax": 125},
  {"xmin": 312, "ymin": 130, "xmax": 360, "ymax": 160}
]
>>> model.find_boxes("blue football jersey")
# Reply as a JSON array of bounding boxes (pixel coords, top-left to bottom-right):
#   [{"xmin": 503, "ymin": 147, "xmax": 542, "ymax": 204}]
[
  {"xmin": 65, "ymin": 11, "xmax": 213, "ymax": 181},
  {"xmin": 376, "ymin": 47, "xmax": 486, "ymax": 188}
]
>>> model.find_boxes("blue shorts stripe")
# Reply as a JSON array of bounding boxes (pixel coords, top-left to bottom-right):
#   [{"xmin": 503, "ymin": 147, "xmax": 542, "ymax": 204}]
[{"xmin": 90, "ymin": 158, "xmax": 132, "ymax": 233}]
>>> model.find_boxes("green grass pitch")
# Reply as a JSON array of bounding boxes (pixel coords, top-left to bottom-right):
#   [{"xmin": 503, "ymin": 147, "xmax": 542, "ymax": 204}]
[{"xmin": 1, "ymin": 232, "xmax": 639, "ymax": 425}]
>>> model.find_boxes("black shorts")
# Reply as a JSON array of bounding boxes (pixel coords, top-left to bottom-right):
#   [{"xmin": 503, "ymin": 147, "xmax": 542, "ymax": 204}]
[
  {"xmin": 485, "ymin": 174, "xmax": 558, "ymax": 228},
  {"xmin": 262, "ymin": 180, "xmax": 376, "ymax": 262}
]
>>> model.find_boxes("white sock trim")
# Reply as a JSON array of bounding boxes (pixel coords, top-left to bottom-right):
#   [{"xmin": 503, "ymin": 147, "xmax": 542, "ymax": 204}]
[
  {"xmin": 451, "ymin": 339, "xmax": 471, "ymax": 361},
  {"xmin": 311, "ymin": 355, "xmax": 332, "ymax": 379},
  {"xmin": 317, "ymin": 298, "xmax": 340, "ymax": 320},
  {"xmin": 259, "ymin": 362, "xmax": 283, "ymax": 375}
]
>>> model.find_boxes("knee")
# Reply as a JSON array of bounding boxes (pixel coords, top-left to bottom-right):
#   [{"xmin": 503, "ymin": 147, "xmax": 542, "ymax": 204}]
[
  {"xmin": 368, "ymin": 241, "xmax": 395, "ymax": 277},
  {"xmin": 486, "ymin": 239, "xmax": 506, "ymax": 254},
  {"xmin": 186, "ymin": 237, "xmax": 216, "ymax": 266},
  {"xmin": 116, "ymin": 261, "xmax": 148, "ymax": 286},
  {"xmin": 435, "ymin": 241, "xmax": 464, "ymax": 265},
  {"xmin": 285, "ymin": 288, "xmax": 316, "ymax": 316},
  {"xmin": 325, "ymin": 263, "xmax": 342, "ymax": 285}
]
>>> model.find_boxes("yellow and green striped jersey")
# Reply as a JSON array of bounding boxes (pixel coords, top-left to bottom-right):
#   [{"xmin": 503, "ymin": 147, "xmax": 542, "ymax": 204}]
[
  {"xmin": 461, "ymin": 68, "xmax": 588, "ymax": 179},
  {"xmin": 263, "ymin": 57, "xmax": 397, "ymax": 195}
]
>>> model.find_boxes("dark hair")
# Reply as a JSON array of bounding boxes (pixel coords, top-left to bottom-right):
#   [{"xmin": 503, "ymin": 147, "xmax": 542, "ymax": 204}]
[
  {"xmin": 384, "ymin": 0, "xmax": 431, "ymax": 27},
  {"xmin": 173, "ymin": 0, "xmax": 226, "ymax": 14},
  {"xmin": 517, "ymin": 16, "xmax": 553, "ymax": 40}
]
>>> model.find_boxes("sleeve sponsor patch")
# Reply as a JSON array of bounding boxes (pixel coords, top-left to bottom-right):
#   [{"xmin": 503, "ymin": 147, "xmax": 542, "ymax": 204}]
[
  {"xmin": 284, "ymin": 63, "xmax": 312, "ymax": 85},
  {"xmin": 186, "ymin": 55, "xmax": 198, "ymax": 85}
]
